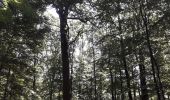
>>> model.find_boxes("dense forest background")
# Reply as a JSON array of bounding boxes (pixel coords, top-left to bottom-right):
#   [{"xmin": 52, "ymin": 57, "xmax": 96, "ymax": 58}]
[{"xmin": 0, "ymin": 0, "xmax": 170, "ymax": 100}]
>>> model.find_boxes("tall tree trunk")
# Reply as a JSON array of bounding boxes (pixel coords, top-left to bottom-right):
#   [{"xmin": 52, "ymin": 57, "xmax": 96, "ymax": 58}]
[
  {"xmin": 133, "ymin": 10, "xmax": 149, "ymax": 100},
  {"xmin": 3, "ymin": 68, "xmax": 10, "ymax": 100},
  {"xmin": 114, "ymin": 70, "xmax": 117, "ymax": 100},
  {"xmin": 139, "ymin": 4, "xmax": 165, "ymax": 100},
  {"xmin": 119, "ymin": 68, "xmax": 124, "ymax": 100},
  {"xmin": 132, "ymin": 69, "xmax": 136, "ymax": 100},
  {"xmin": 92, "ymin": 35, "xmax": 97, "ymax": 100},
  {"xmin": 99, "ymin": 74, "xmax": 103, "ymax": 100},
  {"xmin": 137, "ymin": 83, "xmax": 141, "ymax": 99},
  {"xmin": 108, "ymin": 47, "xmax": 115, "ymax": 100},
  {"xmin": 49, "ymin": 72, "xmax": 55, "ymax": 100},
  {"xmin": 58, "ymin": 4, "xmax": 71, "ymax": 100},
  {"xmin": 78, "ymin": 81, "xmax": 82, "ymax": 99},
  {"xmin": 120, "ymin": 38, "xmax": 133, "ymax": 100},
  {"xmin": 90, "ymin": 76, "xmax": 93, "ymax": 100},
  {"xmin": 70, "ymin": 44, "xmax": 75, "ymax": 99},
  {"xmin": 32, "ymin": 56, "xmax": 37, "ymax": 100},
  {"xmin": 109, "ymin": 68, "xmax": 115, "ymax": 100},
  {"xmin": 138, "ymin": 50, "xmax": 149, "ymax": 100},
  {"xmin": 58, "ymin": 74, "xmax": 62, "ymax": 100},
  {"xmin": 118, "ymin": 14, "xmax": 133, "ymax": 100}
]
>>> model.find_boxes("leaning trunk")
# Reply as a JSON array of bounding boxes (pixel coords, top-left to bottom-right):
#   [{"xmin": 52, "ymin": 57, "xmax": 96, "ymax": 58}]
[{"xmin": 139, "ymin": 4, "xmax": 165, "ymax": 100}]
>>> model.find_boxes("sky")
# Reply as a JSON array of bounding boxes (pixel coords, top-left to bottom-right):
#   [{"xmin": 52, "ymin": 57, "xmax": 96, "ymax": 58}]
[{"xmin": 45, "ymin": 5, "xmax": 58, "ymax": 18}]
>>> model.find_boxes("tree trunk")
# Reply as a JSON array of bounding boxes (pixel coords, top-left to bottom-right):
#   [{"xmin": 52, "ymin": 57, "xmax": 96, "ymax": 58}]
[
  {"xmin": 120, "ymin": 39, "xmax": 133, "ymax": 100},
  {"xmin": 78, "ymin": 82, "xmax": 82, "ymax": 99},
  {"xmin": 108, "ymin": 47, "xmax": 115, "ymax": 100},
  {"xmin": 109, "ymin": 68, "xmax": 115, "ymax": 100},
  {"xmin": 70, "ymin": 44, "xmax": 75, "ymax": 99},
  {"xmin": 114, "ymin": 71, "xmax": 117, "ymax": 100},
  {"xmin": 92, "ymin": 35, "xmax": 97, "ymax": 100},
  {"xmin": 132, "ymin": 70, "xmax": 136, "ymax": 100},
  {"xmin": 90, "ymin": 76, "xmax": 93, "ymax": 100},
  {"xmin": 139, "ymin": 4, "xmax": 165, "ymax": 100},
  {"xmin": 118, "ymin": 14, "xmax": 133, "ymax": 100},
  {"xmin": 58, "ymin": 74, "xmax": 62, "ymax": 100},
  {"xmin": 49, "ymin": 72, "xmax": 55, "ymax": 100},
  {"xmin": 138, "ymin": 50, "xmax": 149, "ymax": 100},
  {"xmin": 32, "ymin": 56, "xmax": 37, "ymax": 100},
  {"xmin": 3, "ymin": 68, "xmax": 10, "ymax": 100},
  {"xmin": 58, "ymin": 4, "xmax": 71, "ymax": 100},
  {"xmin": 99, "ymin": 75, "xmax": 103, "ymax": 100},
  {"xmin": 137, "ymin": 83, "xmax": 141, "ymax": 99},
  {"xmin": 120, "ymin": 69, "xmax": 125, "ymax": 100}
]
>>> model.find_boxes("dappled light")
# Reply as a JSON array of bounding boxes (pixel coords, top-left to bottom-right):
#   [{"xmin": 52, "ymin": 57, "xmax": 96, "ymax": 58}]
[{"xmin": 0, "ymin": 0, "xmax": 170, "ymax": 100}]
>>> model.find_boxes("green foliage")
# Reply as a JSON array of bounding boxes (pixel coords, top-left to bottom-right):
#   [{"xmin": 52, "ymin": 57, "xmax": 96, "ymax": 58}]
[
  {"xmin": 1, "ymin": 0, "xmax": 170, "ymax": 99},
  {"xmin": 0, "ymin": 0, "xmax": 35, "ymax": 23}
]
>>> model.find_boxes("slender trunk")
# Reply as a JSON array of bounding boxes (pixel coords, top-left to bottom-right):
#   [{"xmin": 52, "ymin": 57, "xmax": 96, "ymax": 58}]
[
  {"xmin": 78, "ymin": 82, "xmax": 82, "ymax": 99},
  {"xmin": 119, "ymin": 68, "xmax": 125, "ymax": 100},
  {"xmin": 132, "ymin": 69, "xmax": 136, "ymax": 100},
  {"xmin": 133, "ymin": 9, "xmax": 149, "ymax": 100},
  {"xmin": 108, "ymin": 47, "xmax": 115, "ymax": 100},
  {"xmin": 58, "ymin": 4, "xmax": 71, "ymax": 100},
  {"xmin": 120, "ymin": 39, "xmax": 133, "ymax": 100},
  {"xmin": 137, "ymin": 83, "xmax": 141, "ymax": 99},
  {"xmin": 49, "ymin": 79, "xmax": 53, "ymax": 100},
  {"xmin": 49, "ymin": 73, "xmax": 55, "ymax": 100},
  {"xmin": 32, "ymin": 74, "xmax": 36, "ymax": 99},
  {"xmin": 92, "ymin": 35, "xmax": 97, "ymax": 100},
  {"xmin": 133, "ymin": 87, "xmax": 136, "ymax": 100},
  {"xmin": 118, "ymin": 14, "xmax": 133, "ymax": 100},
  {"xmin": 70, "ymin": 44, "xmax": 75, "ymax": 99},
  {"xmin": 139, "ymin": 4, "xmax": 165, "ymax": 100},
  {"xmin": 3, "ymin": 68, "xmax": 10, "ymax": 100},
  {"xmin": 90, "ymin": 76, "xmax": 93, "ymax": 100},
  {"xmin": 32, "ymin": 56, "xmax": 37, "ymax": 100},
  {"xmin": 58, "ymin": 74, "xmax": 62, "ymax": 100},
  {"xmin": 70, "ymin": 58, "xmax": 73, "ymax": 99},
  {"xmin": 33, "ymin": 75, "xmax": 36, "ymax": 92},
  {"xmin": 99, "ymin": 75, "xmax": 103, "ymax": 100},
  {"xmin": 114, "ymin": 71, "xmax": 117, "ymax": 100},
  {"xmin": 109, "ymin": 68, "xmax": 115, "ymax": 100},
  {"xmin": 138, "ymin": 50, "xmax": 149, "ymax": 100}
]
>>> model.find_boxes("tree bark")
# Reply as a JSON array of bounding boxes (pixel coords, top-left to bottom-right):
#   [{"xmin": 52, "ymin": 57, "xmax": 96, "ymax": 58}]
[
  {"xmin": 138, "ymin": 50, "xmax": 149, "ymax": 100},
  {"xmin": 114, "ymin": 71, "xmax": 117, "ymax": 100},
  {"xmin": 109, "ymin": 68, "xmax": 115, "ymax": 100},
  {"xmin": 49, "ymin": 72, "xmax": 55, "ymax": 100},
  {"xmin": 139, "ymin": 4, "xmax": 165, "ymax": 100},
  {"xmin": 70, "ymin": 44, "xmax": 75, "ymax": 99},
  {"xmin": 132, "ymin": 69, "xmax": 136, "ymax": 100},
  {"xmin": 120, "ymin": 38, "xmax": 133, "ymax": 100},
  {"xmin": 92, "ymin": 35, "xmax": 97, "ymax": 100},
  {"xmin": 3, "ymin": 68, "xmax": 10, "ymax": 100},
  {"xmin": 108, "ymin": 47, "xmax": 115, "ymax": 100},
  {"xmin": 118, "ymin": 14, "xmax": 133, "ymax": 100},
  {"xmin": 58, "ymin": 4, "xmax": 71, "ymax": 100},
  {"xmin": 119, "ymin": 67, "xmax": 124, "ymax": 100},
  {"xmin": 32, "ymin": 56, "xmax": 37, "ymax": 100}
]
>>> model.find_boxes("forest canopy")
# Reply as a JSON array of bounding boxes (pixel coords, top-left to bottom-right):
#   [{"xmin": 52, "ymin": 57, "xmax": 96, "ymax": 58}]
[{"xmin": 0, "ymin": 0, "xmax": 170, "ymax": 100}]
